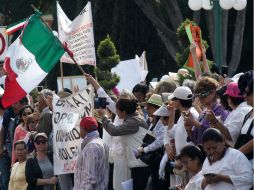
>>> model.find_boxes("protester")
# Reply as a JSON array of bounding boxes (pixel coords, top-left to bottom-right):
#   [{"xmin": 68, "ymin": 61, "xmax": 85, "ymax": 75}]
[
  {"xmin": 235, "ymin": 71, "xmax": 253, "ymax": 163},
  {"xmin": 0, "ymin": 96, "xmax": 28, "ymax": 190},
  {"xmin": 205, "ymin": 82, "xmax": 251, "ymax": 146},
  {"xmin": 25, "ymin": 133, "xmax": 57, "ymax": 190},
  {"xmin": 73, "ymin": 116, "xmax": 109, "ymax": 190},
  {"xmin": 100, "ymin": 97, "xmax": 150, "ymax": 190},
  {"xmin": 201, "ymin": 128, "xmax": 253, "ymax": 190},
  {"xmin": 12, "ymin": 105, "xmax": 34, "ymax": 164},
  {"xmin": 85, "ymin": 73, "xmax": 134, "ymax": 190},
  {"xmin": 175, "ymin": 145, "xmax": 206, "ymax": 190},
  {"xmin": 184, "ymin": 77, "xmax": 229, "ymax": 145},
  {"xmin": 137, "ymin": 94, "xmax": 166, "ymax": 189},
  {"xmin": 9, "ymin": 140, "xmax": 28, "ymax": 190}
]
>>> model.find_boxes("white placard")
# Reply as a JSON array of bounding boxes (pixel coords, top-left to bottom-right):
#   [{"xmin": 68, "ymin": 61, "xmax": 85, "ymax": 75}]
[{"xmin": 53, "ymin": 85, "xmax": 93, "ymax": 175}]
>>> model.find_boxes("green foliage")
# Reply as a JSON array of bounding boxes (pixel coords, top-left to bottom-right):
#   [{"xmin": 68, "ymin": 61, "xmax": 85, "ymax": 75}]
[{"xmin": 96, "ymin": 36, "xmax": 120, "ymax": 91}]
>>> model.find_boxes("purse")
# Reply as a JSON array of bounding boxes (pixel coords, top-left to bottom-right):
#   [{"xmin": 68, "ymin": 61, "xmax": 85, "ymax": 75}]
[
  {"xmin": 140, "ymin": 118, "xmax": 164, "ymax": 165},
  {"xmin": 235, "ymin": 110, "xmax": 253, "ymax": 160}
]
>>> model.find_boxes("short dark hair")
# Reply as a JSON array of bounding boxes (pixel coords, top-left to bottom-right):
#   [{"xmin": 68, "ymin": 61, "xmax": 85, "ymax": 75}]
[
  {"xmin": 238, "ymin": 71, "xmax": 253, "ymax": 93},
  {"xmin": 202, "ymin": 128, "xmax": 224, "ymax": 144},
  {"xmin": 180, "ymin": 145, "xmax": 206, "ymax": 164},
  {"xmin": 14, "ymin": 140, "xmax": 27, "ymax": 149},
  {"xmin": 178, "ymin": 98, "xmax": 193, "ymax": 108},
  {"xmin": 227, "ymin": 96, "xmax": 245, "ymax": 106},
  {"xmin": 19, "ymin": 105, "xmax": 34, "ymax": 121},
  {"xmin": 116, "ymin": 98, "xmax": 138, "ymax": 114},
  {"xmin": 132, "ymin": 83, "xmax": 149, "ymax": 96}
]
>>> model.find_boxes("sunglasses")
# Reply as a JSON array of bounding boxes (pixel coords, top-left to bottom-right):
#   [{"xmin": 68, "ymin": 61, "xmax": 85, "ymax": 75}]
[
  {"xmin": 22, "ymin": 112, "xmax": 32, "ymax": 116},
  {"xmin": 195, "ymin": 90, "xmax": 212, "ymax": 98},
  {"xmin": 35, "ymin": 139, "xmax": 47, "ymax": 145}
]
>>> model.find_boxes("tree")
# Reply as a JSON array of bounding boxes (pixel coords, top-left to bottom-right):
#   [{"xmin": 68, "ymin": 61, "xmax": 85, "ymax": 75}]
[
  {"xmin": 95, "ymin": 36, "xmax": 120, "ymax": 92},
  {"xmin": 133, "ymin": 0, "xmax": 252, "ymax": 76}
]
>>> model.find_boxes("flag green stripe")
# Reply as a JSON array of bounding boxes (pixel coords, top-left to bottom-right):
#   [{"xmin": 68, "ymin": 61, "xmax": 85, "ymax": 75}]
[
  {"xmin": 6, "ymin": 18, "xmax": 27, "ymax": 29},
  {"xmin": 21, "ymin": 14, "xmax": 65, "ymax": 73}
]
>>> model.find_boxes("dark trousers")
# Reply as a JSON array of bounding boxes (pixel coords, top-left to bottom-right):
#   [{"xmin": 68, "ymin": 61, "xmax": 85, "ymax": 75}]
[
  {"xmin": 150, "ymin": 160, "xmax": 168, "ymax": 190},
  {"xmin": 108, "ymin": 163, "xmax": 114, "ymax": 190},
  {"xmin": 131, "ymin": 166, "xmax": 150, "ymax": 190}
]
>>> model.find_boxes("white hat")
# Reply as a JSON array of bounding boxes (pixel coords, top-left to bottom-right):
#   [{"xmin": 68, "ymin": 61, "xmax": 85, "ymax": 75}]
[
  {"xmin": 168, "ymin": 86, "xmax": 193, "ymax": 100},
  {"xmin": 153, "ymin": 104, "xmax": 169, "ymax": 117}
]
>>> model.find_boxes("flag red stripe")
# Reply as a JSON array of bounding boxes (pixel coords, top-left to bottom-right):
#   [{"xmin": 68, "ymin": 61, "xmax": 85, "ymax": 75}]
[{"xmin": 1, "ymin": 57, "xmax": 26, "ymax": 108}]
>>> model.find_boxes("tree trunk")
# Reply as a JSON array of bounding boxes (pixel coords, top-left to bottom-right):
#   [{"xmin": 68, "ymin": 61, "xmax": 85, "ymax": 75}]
[
  {"xmin": 228, "ymin": 9, "xmax": 247, "ymax": 76},
  {"xmin": 205, "ymin": 11, "xmax": 216, "ymax": 61},
  {"xmin": 133, "ymin": 0, "xmax": 179, "ymax": 60},
  {"xmin": 221, "ymin": 10, "xmax": 228, "ymax": 67}
]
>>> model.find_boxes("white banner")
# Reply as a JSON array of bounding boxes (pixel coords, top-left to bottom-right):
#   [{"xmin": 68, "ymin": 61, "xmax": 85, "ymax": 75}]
[
  {"xmin": 57, "ymin": 2, "xmax": 96, "ymax": 66},
  {"xmin": 0, "ymin": 27, "xmax": 8, "ymax": 62},
  {"xmin": 53, "ymin": 85, "xmax": 94, "ymax": 175}
]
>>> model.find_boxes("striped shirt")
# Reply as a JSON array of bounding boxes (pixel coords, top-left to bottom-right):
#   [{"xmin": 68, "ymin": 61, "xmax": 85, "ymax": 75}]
[{"xmin": 74, "ymin": 131, "xmax": 109, "ymax": 190}]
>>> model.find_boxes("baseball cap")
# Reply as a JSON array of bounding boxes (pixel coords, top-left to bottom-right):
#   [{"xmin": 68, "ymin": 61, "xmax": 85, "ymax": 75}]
[
  {"xmin": 146, "ymin": 94, "xmax": 163, "ymax": 107},
  {"xmin": 153, "ymin": 104, "xmax": 169, "ymax": 117},
  {"xmin": 80, "ymin": 116, "xmax": 98, "ymax": 131},
  {"xmin": 34, "ymin": 133, "xmax": 48, "ymax": 141},
  {"xmin": 224, "ymin": 82, "xmax": 243, "ymax": 98},
  {"xmin": 168, "ymin": 86, "xmax": 193, "ymax": 100}
]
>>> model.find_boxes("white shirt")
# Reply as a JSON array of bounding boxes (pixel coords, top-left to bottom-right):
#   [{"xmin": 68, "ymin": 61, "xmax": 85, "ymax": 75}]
[
  {"xmin": 224, "ymin": 102, "xmax": 252, "ymax": 146},
  {"xmin": 184, "ymin": 171, "xmax": 202, "ymax": 190},
  {"xmin": 201, "ymin": 148, "xmax": 253, "ymax": 190},
  {"xmin": 175, "ymin": 107, "xmax": 199, "ymax": 155}
]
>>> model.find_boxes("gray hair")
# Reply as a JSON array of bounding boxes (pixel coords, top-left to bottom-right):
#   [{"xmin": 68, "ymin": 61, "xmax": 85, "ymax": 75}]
[
  {"xmin": 40, "ymin": 89, "xmax": 53, "ymax": 97},
  {"xmin": 182, "ymin": 79, "xmax": 196, "ymax": 92},
  {"xmin": 119, "ymin": 89, "xmax": 135, "ymax": 99}
]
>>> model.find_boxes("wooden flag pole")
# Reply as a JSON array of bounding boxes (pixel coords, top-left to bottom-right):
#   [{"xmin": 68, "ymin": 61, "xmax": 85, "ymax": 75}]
[
  {"xmin": 60, "ymin": 61, "xmax": 64, "ymax": 90},
  {"xmin": 30, "ymin": 4, "xmax": 86, "ymax": 76}
]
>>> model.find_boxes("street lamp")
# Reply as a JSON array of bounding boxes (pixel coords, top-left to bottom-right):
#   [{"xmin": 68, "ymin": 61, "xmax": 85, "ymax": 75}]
[{"xmin": 188, "ymin": 0, "xmax": 247, "ymax": 73}]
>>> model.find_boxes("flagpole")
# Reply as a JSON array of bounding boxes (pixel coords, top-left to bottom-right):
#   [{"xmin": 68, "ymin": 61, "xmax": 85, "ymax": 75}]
[
  {"xmin": 60, "ymin": 61, "xmax": 64, "ymax": 90},
  {"xmin": 30, "ymin": 4, "xmax": 86, "ymax": 76}
]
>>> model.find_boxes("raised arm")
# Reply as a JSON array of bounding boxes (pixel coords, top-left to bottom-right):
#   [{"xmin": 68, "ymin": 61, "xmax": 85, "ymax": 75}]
[{"xmin": 190, "ymin": 42, "xmax": 202, "ymax": 80}]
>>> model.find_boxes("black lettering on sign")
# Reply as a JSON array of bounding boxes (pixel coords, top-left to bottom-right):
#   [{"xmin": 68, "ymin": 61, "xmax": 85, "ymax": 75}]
[
  {"xmin": 72, "ymin": 97, "xmax": 84, "ymax": 107},
  {"xmin": 59, "ymin": 146, "xmax": 79, "ymax": 160},
  {"xmin": 56, "ymin": 128, "xmax": 80, "ymax": 142}
]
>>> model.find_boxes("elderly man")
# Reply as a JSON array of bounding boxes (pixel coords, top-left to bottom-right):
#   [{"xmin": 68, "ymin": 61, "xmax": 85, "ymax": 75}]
[{"xmin": 74, "ymin": 116, "xmax": 109, "ymax": 190}]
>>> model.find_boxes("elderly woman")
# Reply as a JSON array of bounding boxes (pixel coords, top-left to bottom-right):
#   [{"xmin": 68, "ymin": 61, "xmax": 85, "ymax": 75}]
[
  {"xmin": 25, "ymin": 133, "xmax": 58, "ymax": 190},
  {"xmin": 201, "ymin": 128, "xmax": 252, "ymax": 190},
  {"xmin": 184, "ymin": 77, "xmax": 229, "ymax": 145},
  {"xmin": 9, "ymin": 140, "xmax": 28, "ymax": 190}
]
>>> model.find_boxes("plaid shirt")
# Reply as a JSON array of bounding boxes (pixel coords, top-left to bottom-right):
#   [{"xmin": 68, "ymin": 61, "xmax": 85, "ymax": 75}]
[{"xmin": 74, "ymin": 131, "xmax": 109, "ymax": 190}]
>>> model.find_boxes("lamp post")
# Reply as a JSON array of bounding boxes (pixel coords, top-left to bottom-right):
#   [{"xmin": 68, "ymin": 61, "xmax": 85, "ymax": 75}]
[{"xmin": 188, "ymin": 0, "xmax": 247, "ymax": 73}]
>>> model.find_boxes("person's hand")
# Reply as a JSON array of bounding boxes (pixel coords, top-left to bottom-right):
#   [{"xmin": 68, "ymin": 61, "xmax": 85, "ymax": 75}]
[
  {"xmin": 84, "ymin": 73, "xmax": 95, "ymax": 84},
  {"xmin": 49, "ymin": 176, "xmax": 58, "ymax": 185},
  {"xmin": 137, "ymin": 147, "xmax": 144, "ymax": 154},
  {"xmin": 165, "ymin": 144, "xmax": 175, "ymax": 160},
  {"xmin": 190, "ymin": 42, "xmax": 197, "ymax": 54},
  {"xmin": 97, "ymin": 108, "xmax": 106, "ymax": 118},
  {"xmin": 175, "ymin": 184, "xmax": 184, "ymax": 190},
  {"xmin": 167, "ymin": 101, "xmax": 175, "ymax": 113},
  {"xmin": 205, "ymin": 110, "xmax": 217, "ymax": 124},
  {"xmin": 183, "ymin": 112, "xmax": 196, "ymax": 126},
  {"xmin": 204, "ymin": 174, "xmax": 224, "ymax": 184}
]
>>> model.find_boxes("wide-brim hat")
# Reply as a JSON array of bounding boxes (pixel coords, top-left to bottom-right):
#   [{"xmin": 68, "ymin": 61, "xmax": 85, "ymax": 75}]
[{"xmin": 153, "ymin": 104, "xmax": 169, "ymax": 117}]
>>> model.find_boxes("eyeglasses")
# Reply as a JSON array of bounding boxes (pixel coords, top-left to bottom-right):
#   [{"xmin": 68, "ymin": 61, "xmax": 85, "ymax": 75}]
[
  {"xmin": 35, "ymin": 139, "xmax": 47, "ymax": 145},
  {"xmin": 22, "ymin": 112, "xmax": 32, "ymax": 116}
]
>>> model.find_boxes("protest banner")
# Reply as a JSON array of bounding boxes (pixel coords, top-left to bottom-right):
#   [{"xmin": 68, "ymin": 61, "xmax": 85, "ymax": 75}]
[
  {"xmin": 53, "ymin": 85, "xmax": 94, "ymax": 175},
  {"xmin": 57, "ymin": 2, "xmax": 96, "ymax": 66},
  {"xmin": 0, "ymin": 27, "xmax": 8, "ymax": 61}
]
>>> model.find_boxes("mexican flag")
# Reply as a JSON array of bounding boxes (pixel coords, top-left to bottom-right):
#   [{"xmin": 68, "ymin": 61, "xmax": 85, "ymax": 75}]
[
  {"xmin": 1, "ymin": 14, "xmax": 65, "ymax": 108},
  {"xmin": 6, "ymin": 18, "xmax": 27, "ymax": 35}
]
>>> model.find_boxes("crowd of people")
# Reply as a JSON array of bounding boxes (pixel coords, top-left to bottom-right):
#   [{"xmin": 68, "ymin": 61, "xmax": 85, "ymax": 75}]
[{"xmin": 0, "ymin": 60, "xmax": 253, "ymax": 189}]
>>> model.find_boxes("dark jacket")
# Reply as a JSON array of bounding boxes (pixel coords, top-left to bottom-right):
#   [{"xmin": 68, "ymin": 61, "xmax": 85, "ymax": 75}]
[{"xmin": 25, "ymin": 155, "xmax": 53, "ymax": 190}]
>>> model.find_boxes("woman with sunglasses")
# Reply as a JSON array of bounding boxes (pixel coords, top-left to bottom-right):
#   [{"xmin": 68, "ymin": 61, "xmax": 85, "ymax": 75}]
[
  {"xmin": 12, "ymin": 105, "xmax": 34, "ymax": 165},
  {"xmin": 25, "ymin": 133, "xmax": 58, "ymax": 190},
  {"xmin": 184, "ymin": 77, "xmax": 229, "ymax": 145}
]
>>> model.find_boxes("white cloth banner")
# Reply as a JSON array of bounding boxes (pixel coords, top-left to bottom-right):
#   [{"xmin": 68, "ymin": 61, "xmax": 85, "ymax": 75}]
[
  {"xmin": 57, "ymin": 2, "xmax": 96, "ymax": 66},
  {"xmin": 53, "ymin": 85, "xmax": 94, "ymax": 175},
  {"xmin": 137, "ymin": 51, "xmax": 148, "ymax": 81}
]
